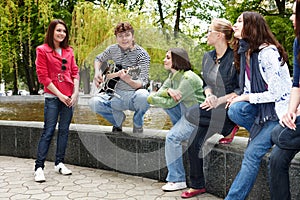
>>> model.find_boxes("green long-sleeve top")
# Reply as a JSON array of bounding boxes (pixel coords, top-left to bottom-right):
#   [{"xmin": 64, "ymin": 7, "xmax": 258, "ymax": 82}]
[{"xmin": 147, "ymin": 70, "xmax": 205, "ymax": 109}]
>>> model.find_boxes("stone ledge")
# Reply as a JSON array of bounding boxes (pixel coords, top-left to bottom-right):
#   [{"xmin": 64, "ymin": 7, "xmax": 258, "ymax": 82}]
[{"xmin": 0, "ymin": 120, "xmax": 300, "ymax": 199}]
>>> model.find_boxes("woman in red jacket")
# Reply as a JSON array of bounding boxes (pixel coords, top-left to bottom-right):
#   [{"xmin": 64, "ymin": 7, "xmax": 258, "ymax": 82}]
[{"xmin": 34, "ymin": 19, "xmax": 80, "ymax": 182}]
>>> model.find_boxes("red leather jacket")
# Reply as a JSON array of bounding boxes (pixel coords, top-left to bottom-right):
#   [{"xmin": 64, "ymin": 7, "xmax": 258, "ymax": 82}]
[{"xmin": 35, "ymin": 44, "xmax": 80, "ymax": 96}]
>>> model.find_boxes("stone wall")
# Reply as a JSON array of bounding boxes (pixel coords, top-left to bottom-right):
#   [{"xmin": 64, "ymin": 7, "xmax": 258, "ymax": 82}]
[{"xmin": 0, "ymin": 120, "xmax": 300, "ymax": 199}]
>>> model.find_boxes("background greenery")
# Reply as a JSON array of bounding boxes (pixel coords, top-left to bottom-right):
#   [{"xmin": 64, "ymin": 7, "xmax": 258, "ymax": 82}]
[{"xmin": 0, "ymin": 0, "xmax": 295, "ymax": 94}]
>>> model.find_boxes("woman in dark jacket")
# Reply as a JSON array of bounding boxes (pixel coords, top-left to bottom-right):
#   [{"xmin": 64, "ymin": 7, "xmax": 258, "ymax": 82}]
[{"xmin": 181, "ymin": 18, "xmax": 239, "ymax": 198}]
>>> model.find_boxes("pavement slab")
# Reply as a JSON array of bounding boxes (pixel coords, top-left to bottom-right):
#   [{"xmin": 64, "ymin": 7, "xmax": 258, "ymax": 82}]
[{"xmin": 0, "ymin": 156, "xmax": 222, "ymax": 200}]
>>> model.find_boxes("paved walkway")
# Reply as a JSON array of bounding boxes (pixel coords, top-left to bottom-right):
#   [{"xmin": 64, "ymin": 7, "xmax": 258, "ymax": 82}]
[{"xmin": 0, "ymin": 156, "xmax": 222, "ymax": 200}]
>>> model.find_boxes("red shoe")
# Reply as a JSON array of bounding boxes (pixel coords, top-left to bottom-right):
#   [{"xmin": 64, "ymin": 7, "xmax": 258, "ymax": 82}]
[
  {"xmin": 181, "ymin": 188, "xmax": 206, "ymax": 198},
  {"xmin": 218, "ymin": 125, "xmax": 239, "ymax": 144}
]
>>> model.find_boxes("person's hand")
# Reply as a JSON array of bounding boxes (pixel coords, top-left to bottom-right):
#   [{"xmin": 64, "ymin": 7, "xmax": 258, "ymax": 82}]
[
  {"xmin": 200, "ymin": 95, "xmax": 217, "ymax": 110},
  {"xmin": 225, "ymin": 93, "xmax": 238, "ymax": 108},
  {"xmin": 118, "ymin": 69, "xmax": 131, "ymax": 82},
  {"xmin": 58, "ymin": 94, "xmax": 72, "ymax": 107},
  {"xmin": 226, "ymin": 96, "xmax": 235, "ymax": 109},
  {"xmin": 167, "ymin": 88, "xmax": 182, "ymax": 102},
  {"xmin": 280, "ymin": 112, "xmax": 297, "ymax": 130},
  {"xmin": 69, "ymin": 92, "xmax": 79, "ymax": 107},
  {"xmin": 226, "ymin": 94, "xmax": 248, "ymax": 108},
  {"xmin": 93, "ymin": 72, "xmax": 104, "ymax": 87}
]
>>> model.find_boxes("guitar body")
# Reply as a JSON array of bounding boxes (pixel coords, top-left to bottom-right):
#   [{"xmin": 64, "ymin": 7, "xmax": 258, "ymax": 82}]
[
  {"xmin": 98, "ymin": 62, "xmax": 122, "ymax": 95},
  {"xmin": 104, "ymin": 77, "xmax": 120, "ymax": 94},
  {"xmin": 97, "ymin": 60, "xmax": 141, "ymax": 98}
]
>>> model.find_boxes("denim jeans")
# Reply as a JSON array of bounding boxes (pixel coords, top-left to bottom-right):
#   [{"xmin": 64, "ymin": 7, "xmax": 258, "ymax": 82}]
[
  {"xmin": 227, "ymin": 101, "xmax": 258, "ymax": 132},
  {"xmin": 164, "ymin": 103, "xmax": 184, "ymax": 125},
  {"xmin": 271, "ymin": 116, "xmax": 300, "ymax": 150},
  {"xmin": 89, "ymin": 89, "xmax": 149, "ymax": 128},
  {"xmin": 269, "ymin": 117, "xmax": 300, "ymax": 200},
  {"xmin": 35, "ymin": 97, "xmax": 74, "ymax": 170},
  {"xmin": 225, "ymin": 101, "xmax": 277, "ymax": 200},
  {"xmin": 185, "ymin": 104, "xmax": 236, "ymax": 189},
  {"xmin": 269, "ymin": 146, "xmax": 298, "ymax": 200},
  {"xmin": 164, "ymin": 103, "xmax": 196, "ymax": 182}
]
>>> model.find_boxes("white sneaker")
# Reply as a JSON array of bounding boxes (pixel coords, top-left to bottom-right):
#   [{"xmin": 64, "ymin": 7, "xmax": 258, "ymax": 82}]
[
  {"xmin": 161, "ymin": 182, "xmax": 187, "ymax": 191},
  {"xmin": 34, "ymin": 167, "xmax": 45, "ymax": 182},
  {"xmin": 54, "ymin": 163, "xmax": 72, "ymax": 175}
]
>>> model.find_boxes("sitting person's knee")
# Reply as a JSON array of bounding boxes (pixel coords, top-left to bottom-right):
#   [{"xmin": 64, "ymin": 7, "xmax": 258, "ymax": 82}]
[
  {"xmin": 227, "ymin": 105, "xmax": 236, "ymax": 119},
  {"xmin": 135, "ymin": 89, "xmax": 149, "ymax": 98},
  {"xmin": 185, "ymin": 105, "xmax": 199, "ymax": 125},
  {"xmin": 134, "ymin": 89, "xmax": 150, "ymax": 108}
]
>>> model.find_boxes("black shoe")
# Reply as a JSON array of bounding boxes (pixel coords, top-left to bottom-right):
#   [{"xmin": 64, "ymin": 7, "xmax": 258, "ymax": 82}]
[
  {"xmin": 112, "ymin": 126, "xmax": 122, "ymax": 132},
  {"xmin": 112, "ymin": 113, "xmax": 126, "ymax": 133},
  {"xmin": 133, "ymin": 126, "xmax": 143, "ymax": 134}
]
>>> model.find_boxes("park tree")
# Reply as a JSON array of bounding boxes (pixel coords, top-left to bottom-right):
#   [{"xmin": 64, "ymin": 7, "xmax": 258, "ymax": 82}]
[
  {"xmin": 0, "ymin": 0, "xmax": 83, "ymax": 95},
  {"xmin": 153, "ymin": 0, "xmax": 222, "ymax": 36},
  {"xmin": 0, "ymin": 0, "xmax": 55, "ymax": 95},
  {"xmin": 150, "ymin": 0, "xmax": 223, "ymax": 75}
]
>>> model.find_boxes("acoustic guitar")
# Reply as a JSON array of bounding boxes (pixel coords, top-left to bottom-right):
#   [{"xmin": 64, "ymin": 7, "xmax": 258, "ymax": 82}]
[{"xmin": 97, "ymin": 60, "xmax": 141, "ymax": 99}]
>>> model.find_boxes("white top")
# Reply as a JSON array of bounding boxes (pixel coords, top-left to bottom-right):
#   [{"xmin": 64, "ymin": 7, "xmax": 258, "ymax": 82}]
[{"xmin": 243, "ymin": 45, "xmax": 292, "ymax": 119}]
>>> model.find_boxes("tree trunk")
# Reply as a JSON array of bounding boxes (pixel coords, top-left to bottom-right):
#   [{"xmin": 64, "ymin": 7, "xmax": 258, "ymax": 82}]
[
  {"xmin": 157, "ymin": 0, "xmax": 165, "ymax": 28},
  {"xmin": 174, "ymin": 0, "xmax": 181, "ymax": 38},
  {"xmin": 79, "ymin": 62, "xmax": 91, "ymax": 94},
  {"xmin": 13, "ymin": 63, "xmax": 18, "ymax": 95},
  {"xmin": 23, "ymin": 43, "xmax": 39, "ymax": 95},
  {"xmin": 274, "ymin": 0, "xmax": 285, "ymax": 15}
]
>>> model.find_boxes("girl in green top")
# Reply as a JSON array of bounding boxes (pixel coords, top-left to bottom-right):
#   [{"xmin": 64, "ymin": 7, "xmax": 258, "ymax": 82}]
[{"xmin": 147, "ymin": 48, "xmax": 205, "ymax": 191}]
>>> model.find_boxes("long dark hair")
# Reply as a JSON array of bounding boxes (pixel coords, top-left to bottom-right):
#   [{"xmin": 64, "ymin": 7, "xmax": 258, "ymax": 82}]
[
  {"xmin": 44, "ymin": 19, "xmax": 69, "ymax": 49},
  {"xmin": 233, "ymin": 11, "xmax": 288, "ymax": 71}
]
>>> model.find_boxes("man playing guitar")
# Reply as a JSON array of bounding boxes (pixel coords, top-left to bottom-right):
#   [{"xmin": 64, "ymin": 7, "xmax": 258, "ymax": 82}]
[{"xmin": 89, "ymin": 22, "xmax": 150, "ymax": 134}]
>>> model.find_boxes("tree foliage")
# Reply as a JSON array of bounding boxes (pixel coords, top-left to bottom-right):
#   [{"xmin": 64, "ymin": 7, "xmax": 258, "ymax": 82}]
[
  {"xmin": 0, "ymin": 0, "xmax": 52, "ymax": 94},
  {"xmin": 0, "ymin": 0, "xmax": 82, "ymax": 94},
  {"xmin": 152, "ymin": 0, "xmax": 223, "ymax": 37}
]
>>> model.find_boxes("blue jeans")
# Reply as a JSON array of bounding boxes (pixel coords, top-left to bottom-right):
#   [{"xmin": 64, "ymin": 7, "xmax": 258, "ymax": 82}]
[
  {"xmin": 269, "ymin": 117, "xmax": 300, "ymax": 200},
  {"xmin": 225, "ymin": 101, "xmax": 277, "ymax": 200},
  {"xmin": 164, "ymin": 104, "xmax": 183, "ymax": 125},
  {"xmin": 269, "ymin": 146, "xmax": 298, "ymax": 200},
  {"xmin": 35, "ymin": 97, "xmax": 74, "ymax": 170},
  {"xmin": 164, "ymin": 103, "xmax": 196, "ymax": 182},
  {"xmin": 227, "ymin": 101, "xmax": 257, "ymax": 132},
  {"xmin": 271, "ymin": 116, "xmax": 300, "ymax": 150},
  {"xmin": 89, "ymin": 89, "xmax": 149, "ymax": 128}
]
